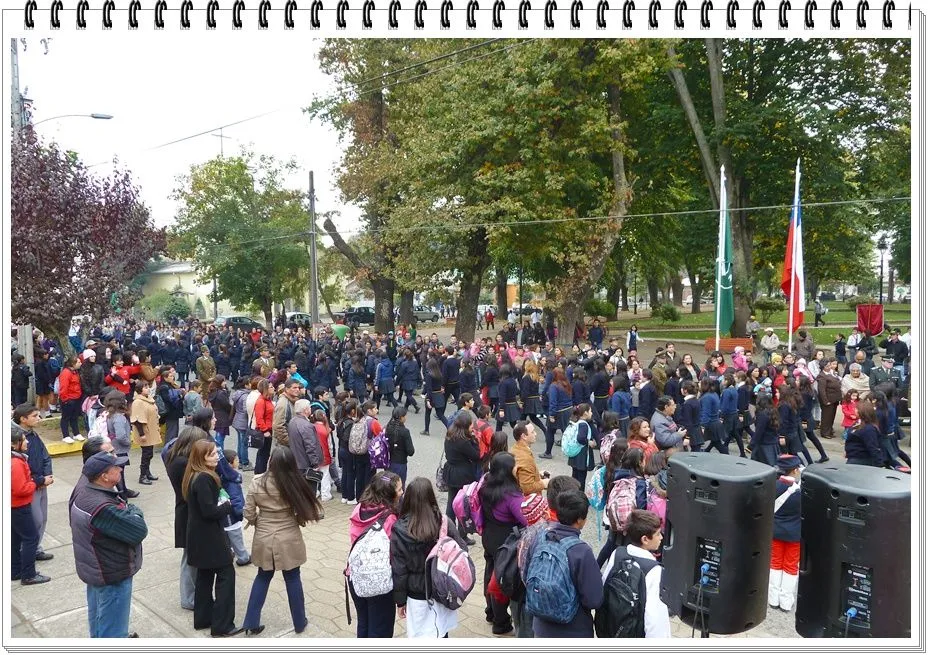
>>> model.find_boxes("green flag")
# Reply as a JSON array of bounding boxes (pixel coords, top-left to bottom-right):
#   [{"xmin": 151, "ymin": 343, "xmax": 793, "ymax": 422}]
[{"xmin": 716, "ymin": 166, "xmax": 735, "ymax": 344}]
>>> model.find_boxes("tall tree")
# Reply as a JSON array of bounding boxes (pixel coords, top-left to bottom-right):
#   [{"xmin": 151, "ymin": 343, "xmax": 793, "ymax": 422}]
[
  {"xmin": 170, "ymin": 153, "xmax": 309, "ymax": 329},
  {"xmin": 11, "ymin": 131, "xmax": 165, "ymax": 351}
]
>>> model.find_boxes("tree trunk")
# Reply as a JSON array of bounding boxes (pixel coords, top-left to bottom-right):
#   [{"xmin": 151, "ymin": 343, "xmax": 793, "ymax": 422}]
[
  {"xmin": 671, "ymin": 275, "xmax": 685, "ymax": 306},
  {"xmin": 621, "ymin": 284, "xmax": 629, "ymax": 312},
  {"xmin": 399, "ymin": 290, "xmax": 414, "ymax": 325},
  {"xmin": 686, "ymin": 264, "xmax": 703, "ymax": 314},
  {"xmin": 495, "ymin": 266, "xmax": 508, "ymax": 315},
  {"xmin": 455, "ymin": 229, "xmax": 492, "ymax": 343},
  {"xmin": 261, "ymin": 298, "xmax": 273, "ymax": 331},
  {"xmin": 554, "ymin": 80, "xmax": 630, "ymax": 346},
  {"xmin": 647, "ymin": 277, "xmax": 660, "ymax": 307},
  {"xmin": 45, "ymin": 324, "xmax": 74, "ymax": 359},
  {"xmin": 887, "ymin": 266, "xmax": 895, "ymax": 304},
  {"xmin": 372, "ymin": 278, "xmax": 395, "ymax": 334}
]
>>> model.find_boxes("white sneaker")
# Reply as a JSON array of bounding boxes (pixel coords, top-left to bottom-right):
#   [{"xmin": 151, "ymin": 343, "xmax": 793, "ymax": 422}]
[
  {"xmin": 63, "ymin": 437, "xmax": 75, "ymax": 444},
  {"xmin": 346, "ymin": 499, "xmax": 358, "ymax": 505},
  {"xmin": 73, "ymin": 434, "xmax": 86, "ymax": 442},
  {"xmin": 321, "ymin": 495, "xmax": 334, "ymax": 502},
  {"xmin": 341, "ymin": 498, "xmax": 348, "ymax": 504}
]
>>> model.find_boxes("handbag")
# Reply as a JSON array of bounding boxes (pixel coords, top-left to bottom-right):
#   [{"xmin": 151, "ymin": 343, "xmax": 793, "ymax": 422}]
[
  {"xmin": 248, "ymin": 427, "xmax": 266, "ymax": 449},
  {"xmin": 435, "ymin": 452, "xmax": 448, "ymax": 492},
  {"xmin": 304, "ymin": 468, "xmax": 324, "ymax": 484}
]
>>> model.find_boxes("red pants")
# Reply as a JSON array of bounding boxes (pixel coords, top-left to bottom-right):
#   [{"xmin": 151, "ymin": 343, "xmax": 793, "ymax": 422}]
[{"xmin": 770, "ymin": 539, "xmax": 800, "ymax": 575}]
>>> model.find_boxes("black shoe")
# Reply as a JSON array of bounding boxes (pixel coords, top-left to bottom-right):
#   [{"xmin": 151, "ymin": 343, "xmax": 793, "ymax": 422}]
[
  {"xmin": 35, "ymin": 552, "xmax": 54, "ymax": 561},
  {"xmin": 414, "ymin": 406, "xmax": 421, "ymax": 414},
  {"xmin": 21, "ymin": 574, "xmax": 51, "ymax": 585},
  {"xmin": 539, "ymin": 453, "xmax": 553, "ymax": 460},
  {"xmin": 129, "ymin": 632, "xmax": 139, "ymax": 638},
  {"xmin": 146, "ymin": 472, "xmax": 159, "ymax": 481},
  {"xmin": 236, "ymin": 557, "xmax": 252, "ymax": 567},
  {"xmin": 211, "ymin": 626, "xmax": 245, "ymax": 637},
  {"xmin": 124, "ymin": 489, "xmax": 140, "ymax": 498},
  {"xmin": 138, "ymin": 477, "xmax": 153, "ymax": 486},
  {"xmin": 245, "ymin": 625, "xmax": 266, "ymax": 636},
  {"xmin": 420, "ymin": 430, "xmax": 430, "ymax": 436},
  {"xmin": 493, "ymin": 624, "xmax": 515, "ymax": 635},
  {"xmin": 485, "ymin": 613, "xmax": 494, "ymax": 624},
  {"xmin": 817, "ymin": 456, "xmax": 830, "ymax": 464}
]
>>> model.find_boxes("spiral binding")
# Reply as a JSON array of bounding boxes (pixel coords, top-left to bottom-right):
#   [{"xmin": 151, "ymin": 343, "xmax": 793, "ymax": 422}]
[{"xmin": 20, "ymin": 0, "xmax": 908, "ymax": 31}]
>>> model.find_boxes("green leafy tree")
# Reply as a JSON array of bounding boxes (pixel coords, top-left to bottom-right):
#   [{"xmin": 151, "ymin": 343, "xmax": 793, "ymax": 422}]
[{"xmin": 170, "ymin": 153, "xmax": 309, "ymax": 329}]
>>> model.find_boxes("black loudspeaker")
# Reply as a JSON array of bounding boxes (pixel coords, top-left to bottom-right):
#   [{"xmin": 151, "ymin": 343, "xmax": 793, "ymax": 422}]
[
  {"xmin": 660, "ymin": 453, "xmax": 777, "ymax": 635},
  {"xmin": 795, "ymin": 463, "xmax": 910, "ymax": 638}
]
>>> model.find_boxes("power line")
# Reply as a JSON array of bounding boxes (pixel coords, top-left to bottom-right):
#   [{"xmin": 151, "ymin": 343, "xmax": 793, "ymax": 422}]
[
  {"xmin": 216, "ymin": 196, "xmax": 911, "ymax": 249},
  {"xmin": 348, "ymin": 39, "xmax": 503, "ymax": 90}
]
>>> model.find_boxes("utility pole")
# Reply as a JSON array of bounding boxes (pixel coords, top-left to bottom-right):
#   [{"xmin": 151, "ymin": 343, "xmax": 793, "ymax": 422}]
[
  {"xmin": 211, "ymin": 127, "xmax": 232, "ymax": 158},
  {"xmin": 308, "ymin": 171, "xmax": 320, "ymax": 324},
  {"xmin": 11, "ymin": 38, "xmax": 24, "ymax": 131}
]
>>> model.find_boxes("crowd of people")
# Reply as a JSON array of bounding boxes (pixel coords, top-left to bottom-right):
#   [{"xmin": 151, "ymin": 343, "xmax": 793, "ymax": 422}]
[{"xmin": 9, "ymin": 311, "xmax": 912, "ymax": 638}]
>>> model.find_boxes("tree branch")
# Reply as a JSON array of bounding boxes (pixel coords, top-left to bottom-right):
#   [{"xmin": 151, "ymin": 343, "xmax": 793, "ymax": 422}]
[
  {"xmin": 322, "ymin": 218, "xmax": 369, "ymax": 272},
  {"xmin": 666, "ymin": 44, "xmax": 720, "ymax": 208}
]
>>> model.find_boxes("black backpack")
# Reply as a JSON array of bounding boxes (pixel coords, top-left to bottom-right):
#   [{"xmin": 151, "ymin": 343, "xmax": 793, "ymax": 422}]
[
  {"xmin": 494, "ymin": 526, "xmax": 526, "ymax": 601},
  {"xmin": 594, "ymin": 547, "xmax": 659, "ymax": 638}
]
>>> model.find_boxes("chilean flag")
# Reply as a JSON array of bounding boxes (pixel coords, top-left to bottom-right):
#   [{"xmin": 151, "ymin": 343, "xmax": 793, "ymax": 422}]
[{"xmin": 780, "ymin": 159, "xmax": 805, "ymax": 334}]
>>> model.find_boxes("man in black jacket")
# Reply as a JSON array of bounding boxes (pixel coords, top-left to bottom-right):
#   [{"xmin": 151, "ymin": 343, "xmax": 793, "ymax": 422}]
[
  {"xmin": 441, "ymin": 346, "xmax": 461, "ymax": 407},
  {"xmin": 15, "ymin": 404, "xmax": 55, "ymax": 562}
]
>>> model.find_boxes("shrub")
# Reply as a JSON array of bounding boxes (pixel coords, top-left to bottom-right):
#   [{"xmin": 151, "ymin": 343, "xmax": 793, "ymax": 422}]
[
  {"xmin": 753, "ymin": 296, "xmax": 787, "ymax": 323},
  {"xmin": 651, "ymin": 303, "xmax": 681, "ymax": 324},
  {"xmin": 845, "ymin": 295, "xmax": 878, "ymax": 310},
  {"xmin": 585, "ymin": 297, "xmax": 616, "ymax": 320}
]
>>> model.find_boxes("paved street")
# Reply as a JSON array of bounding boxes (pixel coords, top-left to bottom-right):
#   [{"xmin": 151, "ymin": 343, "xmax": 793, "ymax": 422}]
[{"xmin": 12, "ymin": 397, "xmax": 853, "ymax": 640}]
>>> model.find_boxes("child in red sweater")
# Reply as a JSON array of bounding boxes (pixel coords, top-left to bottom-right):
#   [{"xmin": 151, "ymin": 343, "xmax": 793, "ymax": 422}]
[
  {"xmin": 841, "ymin": 390, "xmax": 860, "ymax": 441},
  {"xmin": 11, "ymin": 426, "xmax": 50, "ymax": 585}
]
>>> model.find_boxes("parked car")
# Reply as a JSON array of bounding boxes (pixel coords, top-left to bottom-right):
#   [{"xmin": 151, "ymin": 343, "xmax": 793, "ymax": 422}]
[
  {"xmin": 333, "ymin": 306, "xmax": 377, "ymax": 327},
  {"xmin": 411, "ymin": 305, "xmax": 440, "ymax": 323},
  {"xmin": 286, "ymin": 312, "xmax": 313, "ymax": 328},
  {"xmin": 215, "ymin": 315, "xmax": 265, "ymax": 331}
]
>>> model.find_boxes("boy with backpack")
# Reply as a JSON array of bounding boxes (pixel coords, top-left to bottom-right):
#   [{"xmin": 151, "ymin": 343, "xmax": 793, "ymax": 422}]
[
  {"xmin": 220, "ymin": 449, "xmax": 251, "ymax": 566},
  {"xmin": 597, "ymin": 509, "xmax": 671, "ymax": 638},
  {"xmin": 523, "ymin": 487, "xmax": 603, "ymax": 637}
]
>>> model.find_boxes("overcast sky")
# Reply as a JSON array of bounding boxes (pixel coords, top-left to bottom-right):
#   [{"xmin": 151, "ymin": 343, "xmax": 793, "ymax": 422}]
[{"xmin": 19, "ymin": 33, "xmax": 360, "ymax": 234}]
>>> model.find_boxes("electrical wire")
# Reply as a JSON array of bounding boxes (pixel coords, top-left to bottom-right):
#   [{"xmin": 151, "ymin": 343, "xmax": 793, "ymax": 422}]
[
  {"xmin": 214, "ymin": 195, "xmax": 911, "ymax": 250},
  {"xmin": 348, "ymin": 39, "xmax": 503, "ymax": 90}
]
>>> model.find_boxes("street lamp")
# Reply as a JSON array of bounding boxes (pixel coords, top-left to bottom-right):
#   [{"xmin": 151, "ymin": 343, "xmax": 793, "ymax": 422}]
[
  {"xmin": 32, "ymin": 113, "xmax": 113, "ymax": 127},
  {"xmin": 877, "ymin": 236, "xmax": 888, "ymax": 305}
]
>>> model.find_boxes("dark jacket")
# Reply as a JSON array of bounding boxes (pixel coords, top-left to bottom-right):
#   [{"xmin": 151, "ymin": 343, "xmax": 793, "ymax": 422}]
[
  {"xmin": 218, "ymin": 466, "xmax": 245, "ymax": 525},
  {"xmin": 773, "ymin": 477, "xmax": 801, "ymax": 542},
  {"xmin": 442, "ymin": 356, "xmax": 461, "ymax": 385},
  {"xmin": 390, "ymin": 513, "xmax": 465, "ymax": 606},
  {"xmin": 157, "ymin": 381, "xmax": 185, "ymax": 421},
  {"xmin": 778, "ymin": 404, "xmax": 799, "ymax": 438},
  {"xmin": 185, "ymin": 472, "xmax": 233, "ymax": 569},
  {"xmin": 571, "ymin": 379, "xmax": 590, "ymax": 407},
  {"xmin": 568, "ymin": 420, "xmax": 598, "ymax": 471},
  {"xmin": 529, "ymin": 523, "xmax": 603, "ymax": 638},
  {"xmin": 166, "ymin": 454, "xmax": 189, "ymax": 548},
  {"xmin": 637, "ymin": 382, "xmax": 658, "ymax": 419},
  {"xmin": 25, "ymin": 429, "xmax": 52, "ymax": 487},
  {"xmin": 444, "ymin": 435, "xmax": 481, "ymax": 488},
  {"xmin": 288, "ymin": 414, "xmax": 323, "ymax": 472},
  {"xmin": 69, "ymin": 483, "xmax": 147, "ymax": 586},
  {"xmin": 681, "ymin": 397, "xmax": 702, "ymax": 445},
  {"xmin": 397, "ymin": 359, "xmax": 419, "ymax": 391},
  {"xmin": 845, "ymin": 424, "xmax": 883, "ymax": 466},
  {"xmin": 80, "ymin": 362, "xmax": 106, "ymax": 397},
  {"xmin": 387, "ymin": 422, "xmax": 415, "ymax": 464},
  {"xmin": 208, "ymin": 388, "xmax": 233, "ymax": 431}
]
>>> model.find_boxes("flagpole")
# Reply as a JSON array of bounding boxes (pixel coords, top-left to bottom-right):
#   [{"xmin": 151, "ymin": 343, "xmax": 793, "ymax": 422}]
[
  {"xmin": 715, "ymin": 166, "xmax": 726, "ymax": 352},
  {"xmin": 787, "ymin": 158, "xmax": 800, "ymax": 353}
]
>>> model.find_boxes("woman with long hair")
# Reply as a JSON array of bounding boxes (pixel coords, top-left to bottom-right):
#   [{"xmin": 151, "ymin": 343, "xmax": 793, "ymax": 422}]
[
  {"xmin": 567, "ymin": 403, "xmax": 598, "ymax": 487},
  {"xmin": 130, "ymin": 379, "xmax": 162, "ymax": 487},
  {"xmin": 698, "ymin": 378, "xmax": 728, "ymax": 454},
  {"xmin": 250, "ymin": 379, "xmax": 275, "ymax": 474},
  {"xmin": 520, "ymin": 360, "xmax": 546, "ymax": 432},
  {"xmin": 626, "ymin": 417, "xmax": 658, "ymax": 465},
  {"xmin": 796, "ymin": 376, "xmax": 829, "ymax": 463},
  {"xmin": 596, "ymin": 446, "xmax": 646, "ymax": 567},
  {"xmin": 183, "ymin": 440, "xmax": 243, "ymax": 637},
  {"xmin": 478, "ymin": 452, "xmax": 526, "ymax": 635},
  {"xmin": 496, "ymin": 364, "xmax": 522, "ymax": 431},
  {"xmin": 347, "ymin": 471, "xmax": 403, "ymax": 638},
  {"xmin": 777, "ymin": 384, "xmax": 813, "ymax": 466},
  {"xmin": 442, "ymin": 412, "xmax": 480, "ymax": 539},
  {"xmin": 390, "ymin": 477, "xmax": 467, "ymax": 638},
  {"xmin": 102, "ymin": 391, "xmax": 135, "ymax": 497},
  {"xmin": 386, "ymin": 406, "xmax": 415, "ymax": 484},
  {"xmin": 422, "ymin": 358, "xmax": 448, "ymax": 436},
  {"xmin": 207, "ymin": 375, "xmax": 233, "ymax": 450},
  {"xmin": 749, "ymin": 393, "xmax": 780, "ymax": 466},
  {"xmin": 482, "ymin": 431, "xmax": 509, "ymax": 473},
  {"xmin": 544, "ymin": 368, "xmax": 573, "ymax": 459},
  {"xmin": 241, "ymin": 446, "xmax": 323, "ymax": 636},
  {"xmin": 166, "ymin": 426, "xmax": 212, "ymax": 611},
  {"xmin": 338, "ymin": 399, "xmax": 361, "ymax": 504},
  {"xmin": 845, "ymin": 400, "xmax": 884, "ymax": 467}
]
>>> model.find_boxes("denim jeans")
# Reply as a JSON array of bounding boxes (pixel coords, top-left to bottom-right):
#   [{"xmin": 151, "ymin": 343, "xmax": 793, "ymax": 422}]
[
  {"xmin": 213, "ymin": 427, "xmax": 229, "ymax": 451},
  {"xmin": 234, "ymin": 427, "xmax": 251, "ymax": 466},
  {"xmin": 388, "ymin": 462, "xmax": 408, "ymax": 485},
  {"xmin": 11, "ymin": 506, "xmax": 38, "ymax": 580},
  {"xmin": 244, "ymin": 567, "xmax": 307, "ymax": 633},
  {"xmin": 180, "ymin": 549, "xmax": 196, "ymax": 610},
  {"xmin": 87, "ymin": 576, "xmax": 133, "ymax": 638}
]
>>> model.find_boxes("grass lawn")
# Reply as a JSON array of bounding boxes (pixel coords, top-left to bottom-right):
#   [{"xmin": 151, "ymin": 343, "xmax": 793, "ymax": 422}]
[
  {"xmin": 605, "ymin": 302, "xmax": 911, "ymax": 332},
  {"xmin": 635, "ymin": 326, "xmax": 854, "ymax": 345}
]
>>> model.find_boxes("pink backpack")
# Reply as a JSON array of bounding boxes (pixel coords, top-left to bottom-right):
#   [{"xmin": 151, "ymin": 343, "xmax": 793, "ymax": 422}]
[
  {"xmin": 452, "ymin": 476, "xmax": 485, "ymax": 535},
  {"xmin": 605, "ymin": 477, "xmax": 637, "ymax": 534},
  {"xmin": 426, "ymin": 516, "xmax": 477, "ymax": 610},
  {"xmin": 647, "ymin": 487, "xmax": 667, "ymax": 530}
]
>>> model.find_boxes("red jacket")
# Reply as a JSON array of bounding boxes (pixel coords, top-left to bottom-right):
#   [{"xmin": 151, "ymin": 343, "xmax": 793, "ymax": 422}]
[
  {"xmin": 11, "ymin": 453, "xmax": 36, "ymax": 508},
  {"xmin": 105, "ymin": 364, "xmax": 141, "ymax": 395},
  {"xmin": 58, "ymin": 367, "xmax": 83, "ymax": 402},
  {"xmin": 255, "ymin": 397, "xmax": 274, "ymax": 433}
]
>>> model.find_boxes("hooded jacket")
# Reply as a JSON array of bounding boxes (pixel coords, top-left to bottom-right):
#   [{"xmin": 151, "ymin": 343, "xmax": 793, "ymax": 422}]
[
  {"xmin": 349, "ymin": 503, "xmax": 399, "ymax": 545},
  {"xmin": 390, "ymin": 513, "xmax": 465, "ymax": 606}
]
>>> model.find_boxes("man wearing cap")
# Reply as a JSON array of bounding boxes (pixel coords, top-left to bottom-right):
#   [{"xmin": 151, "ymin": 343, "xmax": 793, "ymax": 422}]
[
  {"xmin": 69, "ymin": 451, "xmax": 148, "ymax": 638},
  {"xmin": 868, "ymin": 356, "xmax": 900, "ymax": 391},
  {"xmin": 878, "ymin": 329, "xmax": 909, "ymax": 384},
  {"xmin": 768, "ymin": 454, "xmax": 801, "ymax": 613},
  {"xmin": 760, "ymin": 328, "xmax": 780, "ymax": 365}
]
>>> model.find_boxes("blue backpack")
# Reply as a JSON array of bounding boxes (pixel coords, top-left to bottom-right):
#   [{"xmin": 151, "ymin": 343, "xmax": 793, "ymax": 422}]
[
  {"xmin": 524, "ymin": 530, "xmax": 583, "ymax": 624},
  {"xmin": 561, "ymin": 420, "xmax": 586, "ymax": 458}
]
